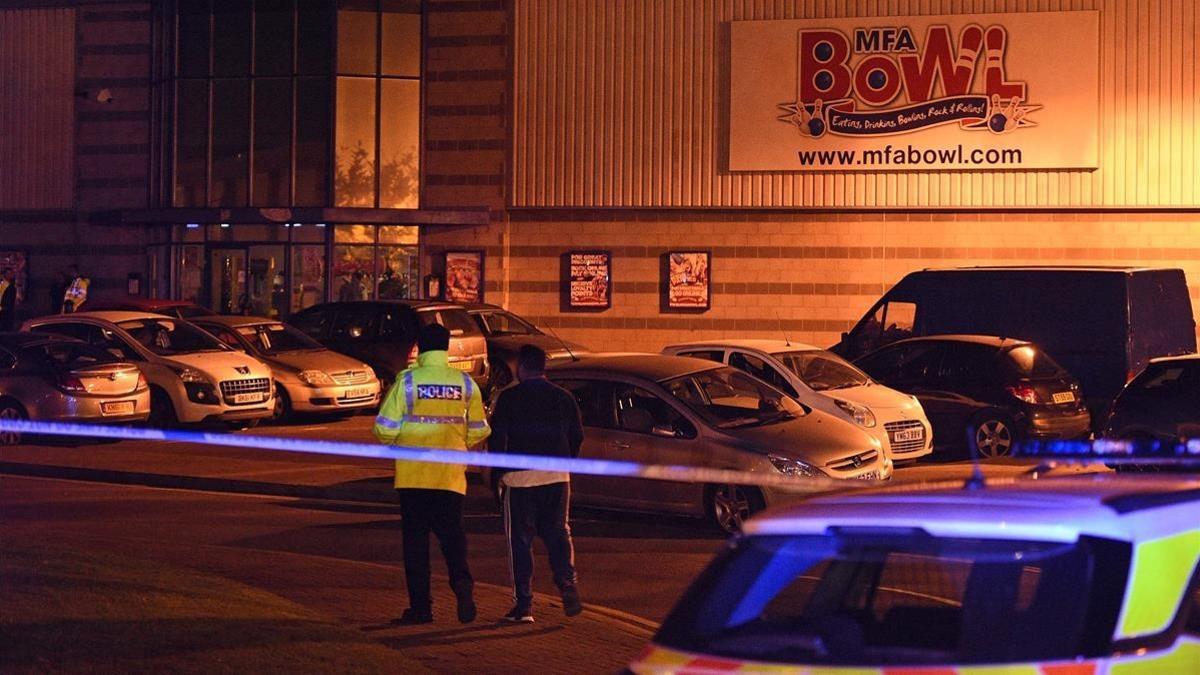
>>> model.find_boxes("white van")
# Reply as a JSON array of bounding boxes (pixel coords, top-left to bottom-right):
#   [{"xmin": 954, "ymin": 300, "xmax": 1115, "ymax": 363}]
[{"xmin": 24, "ymin": 312, "xmax": 275, "ymax": 429}]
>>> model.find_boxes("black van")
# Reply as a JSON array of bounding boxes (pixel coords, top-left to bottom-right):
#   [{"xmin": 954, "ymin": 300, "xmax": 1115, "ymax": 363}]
[{"xmin": 831, "ymin": 267, "xmax": 1197, "ymax": 417}]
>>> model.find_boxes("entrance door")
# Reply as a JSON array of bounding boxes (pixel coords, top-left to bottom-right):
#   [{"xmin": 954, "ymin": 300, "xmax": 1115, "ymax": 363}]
[
  {"xmin": 209, "ymin": 248, "xmax": 246, "ymax": 314},
  {"xmin": 246, "ymin": 245, "xmax": 286, "ymax": 318}
]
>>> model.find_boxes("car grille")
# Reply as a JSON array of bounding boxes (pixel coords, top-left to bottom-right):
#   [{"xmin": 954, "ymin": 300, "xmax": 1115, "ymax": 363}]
[
  {"xmin": 219, "ymin": 378, "xmax": 271, "ymax": 398},
  {"xmin": 332, "ymin": 370, "xmax": 371, "ymax": 385},
  {"xmin": 885, "ymin": 419, "xmax": 927, "ymax": 454},
  {"xmin": 825, "ymin": 449, "xmax": 880, "ymax": 472}
]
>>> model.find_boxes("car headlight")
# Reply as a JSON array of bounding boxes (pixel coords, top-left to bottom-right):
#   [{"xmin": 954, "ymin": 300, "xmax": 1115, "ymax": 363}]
[
  {"xmin": 768, "ymin": 454, "xmax": 821, "ymax": 478},
  {"xmin": 298, "ymin": 370, "xmax": 335, "ymax": 386},
  {"xmin": 834, "ymin": 399, "xmax": 877, "ymax": 428},
  {"xmin": 174, "ymin": 367, "xmax": 210, "ymax": 385}
]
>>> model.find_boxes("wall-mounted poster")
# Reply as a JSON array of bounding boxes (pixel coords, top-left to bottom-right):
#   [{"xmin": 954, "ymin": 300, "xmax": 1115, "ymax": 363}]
[
  {"xmin": 444, "ymin": 250, "xmax": 483, "ymax": 303},
  {"xmin": 662, "ymin": 251, "xmax": 711, "ymax": 312},
  {"xmin": 564, "ymin": 250, "xmax": 611, "ymax": 310}
]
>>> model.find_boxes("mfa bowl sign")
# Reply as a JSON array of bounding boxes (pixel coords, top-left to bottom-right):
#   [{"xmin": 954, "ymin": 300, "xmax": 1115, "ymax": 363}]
[{"xmin": 729, "ymin": 11, "xmax": 1099, "ymax": 171}]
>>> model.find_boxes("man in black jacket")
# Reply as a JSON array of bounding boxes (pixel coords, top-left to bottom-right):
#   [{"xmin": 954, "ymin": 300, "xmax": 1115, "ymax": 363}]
[{"xmin": 488, "ymin": 344, "xmax": 584, "ymax": 623}]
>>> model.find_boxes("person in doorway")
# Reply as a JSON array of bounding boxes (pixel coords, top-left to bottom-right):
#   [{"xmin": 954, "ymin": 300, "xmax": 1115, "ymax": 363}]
[
  {"xmin": 0, "ymin": 269, "xmax": 17, "ymax": 331},
  {"xmin": 488, "ymin": 345, "xmax": 584, "ymax": 623},
  {"xmin": 374, "ymin": 323, "xmax": 491, "ymax": 625},
  {"xmin": 338, "ymin": 270, "xmax": 366, "ymax": 302},
  {"xmin": 62, "ymin": 265, "xmax": 90, "ymax": 313}
]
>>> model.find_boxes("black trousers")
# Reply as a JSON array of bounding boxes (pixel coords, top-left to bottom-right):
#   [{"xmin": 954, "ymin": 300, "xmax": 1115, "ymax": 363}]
[
  {"xmin": 503, "ymin": 481, "xmax": 577, "ymax": 607},
  {"xmin": 397, "ymin": 488, "xmax": 472, "ymax": 611}
]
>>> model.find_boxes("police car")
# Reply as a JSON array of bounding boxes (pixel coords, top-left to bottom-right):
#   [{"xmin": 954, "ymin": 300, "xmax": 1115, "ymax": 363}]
[{"xmin": 629, "ymin": 469, "xmax": 1200, "ymax": 673}]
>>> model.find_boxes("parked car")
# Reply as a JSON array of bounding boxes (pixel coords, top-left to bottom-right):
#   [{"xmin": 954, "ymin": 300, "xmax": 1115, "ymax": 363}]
[
  {"xmin": 22, "ymin": 312, "xmax": 274, "ymax": 429},
  {"xmin": 0, "ymin": 332, "xmax": 150, "ymax": 444},
  {"xmin": 1104, "ymin": 354, "xmax": 1200, "ymax": 444},
  {"xmin": 288, "ymin": 300, "xmax": 488, "ymax": 389},
  {"xmin": 191, "ymin": 315, "xmax": 381, "ymax": 420},
  {"xmin": 630, "ymin": 472, "xmax": 1200, "ymax": 673},
  {"xmin": 462, "ymin": 302, "xmax": 589, "ymax": 396},
  {"xmin": 830, "ymin": 266, "xmax": 1197, "ymax": 420},
  {"xmin": 532, "ymin": 353, "xmax": 885, "ymax": 532},
  {"xmin": 664, "ymin": 339, "xmax": 930, "ymax": 464},
  {"xmin": 854, "ymin": 335, "xmax": 1091, "ymax": 458},
  {"xmin": 87, "ymin": 297, "xmax": 216, "ymax": 319}
]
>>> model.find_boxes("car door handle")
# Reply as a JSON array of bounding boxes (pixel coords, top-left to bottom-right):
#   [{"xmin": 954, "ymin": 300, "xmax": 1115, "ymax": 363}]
[{"xmin": 611, "ymin": 441, "xmax": 631, "ymax": 450}]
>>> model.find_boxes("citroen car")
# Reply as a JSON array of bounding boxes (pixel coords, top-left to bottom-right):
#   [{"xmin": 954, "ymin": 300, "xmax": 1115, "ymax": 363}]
[
  {"xmin": 631, "ymin": 472, "xmax": 1200, "ymax": 673},
  {"xmin": 664, "ymin": 340, "xmax": 930, "ymax": 466},
  {"xmin": 191, "ymin": 315, "xmax": 380, "ymax": 420},
  {"xmin": 23, "ymin": 312, "xmax": 274, "ymax": 429},
  {"xmin": 0, "ymin": 332, "xmax": 150, "ymax": 444}
]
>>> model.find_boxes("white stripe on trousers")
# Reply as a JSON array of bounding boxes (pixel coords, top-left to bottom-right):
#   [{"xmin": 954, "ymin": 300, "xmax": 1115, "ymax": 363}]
[{"xmin": 502, "ymin": 482, "xmax": 516, "ymax": 604}]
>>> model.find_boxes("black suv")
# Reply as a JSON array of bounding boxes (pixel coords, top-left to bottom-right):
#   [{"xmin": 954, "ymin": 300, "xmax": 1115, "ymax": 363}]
[
  {"xmin": 1105, "ymin": 355, "xmax": 1200, "ymax": 444},
  {"xmin": 854, "ymin": 335, "xmax": 1091, "ymax": 458},
  {"xmin": 288, "ymin": 301, "xmax": 488, "ymax": 389}
]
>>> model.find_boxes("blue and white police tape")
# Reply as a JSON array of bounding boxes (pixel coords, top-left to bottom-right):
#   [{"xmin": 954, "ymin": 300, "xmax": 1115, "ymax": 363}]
[
  {"xmin": 0, "ymin": 418, "xmax": 858, "ymax": 492},
  {"xmin": 1017, "ymin": 437, "xmax": 1200, "ymax": 465}
]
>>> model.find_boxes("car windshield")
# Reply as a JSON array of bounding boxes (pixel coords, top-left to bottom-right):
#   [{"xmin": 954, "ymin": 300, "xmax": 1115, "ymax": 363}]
[
  {"xmin": 1004, "ymin": 345, "xmax": 1064, "ymax": 378},
  {"xmin": 662, "ymin": 366, "xmax": 804, "ymax": 429},
  {"xmin": 235, "ymin": 323, "xmax": 324, "ymax": 354},
  {"xmin": 417, "ymin": 308, "xmax": 482, "ymax": 336},
  {"xmin": 654, "ymin": 532, "xmax": 1128, "ymax": 667},
  {"xmin": 477, "ymin": 310, "xmax": 540, "ymax": 336},
  {"xmin": 117, "ymin": 318, "xmax": 228, "ymax": 356},
  {"xmin": 21, "ymin": 342, "xmax": 122, "ymax": 369},
  {"xmin": 775, "ymin": 351, "xmax": 872, "ymax": 391}
]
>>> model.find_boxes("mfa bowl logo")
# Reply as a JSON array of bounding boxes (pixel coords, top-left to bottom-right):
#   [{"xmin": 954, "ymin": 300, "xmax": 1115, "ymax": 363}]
[{"xmin": 778, "ymin": 24, "xmax": 1039, "ymax": 139}]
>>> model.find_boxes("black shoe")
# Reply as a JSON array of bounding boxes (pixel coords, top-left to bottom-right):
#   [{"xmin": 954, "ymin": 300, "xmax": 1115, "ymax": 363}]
[
  {"xmin": 561, "ymin": 586, "xmax": 583, "ymax": 617},
  {"xmin": 500, "ymin": 605, "xmax": 534, "ymax": 623},
  {"xmin": 453, "ymin": 582, "xmax": 476, "ymax": 624},
  {"xmin": 392, "ymin": 607, "xmax": 433, "ymax": 625}
]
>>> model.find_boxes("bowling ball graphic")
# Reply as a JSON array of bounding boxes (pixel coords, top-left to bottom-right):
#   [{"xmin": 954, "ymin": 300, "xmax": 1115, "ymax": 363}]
[
  {"xmin": 815, "ymin": 71, "xmax": 834, "ymax": 91},
  {"xmin": 808, "ymin": 118, "xmax": 826, "ymax": 137},
  {"xmin": 814, "ymin": 41, "xmax": 834, "ymax": 61},
  {"xmin": 989, "ymin": 114, "xmax": 1007, "ymax": 133},
  {"xmin": 867, "ymin": 69, "xmax": 888, "ymax": 89}
]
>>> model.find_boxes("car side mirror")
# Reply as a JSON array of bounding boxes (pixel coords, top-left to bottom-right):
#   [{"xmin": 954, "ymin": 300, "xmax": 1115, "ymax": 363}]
[{"xmin": 651, "ymin": 424, "xmax": 679, "ymax": 438}]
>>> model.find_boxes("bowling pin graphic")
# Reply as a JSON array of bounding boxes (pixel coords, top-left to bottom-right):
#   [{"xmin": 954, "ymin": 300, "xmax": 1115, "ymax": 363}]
[
  {"xmin": 954, "ymin": 25, "xmax": 985, "ymax": 85},
  {"xmin": 809, "ymin": 99, "xmax": 826, "ymax": 137},
  {"xmin": 1002, "ymin": 95, "xmax": 1020, "ymax": 119},
  {"xmin": 984, "ymin": 26, "xmax": 1026, "ymax": 100},
  {"xmin": 1005, "ymin": 106, "xmax": 1027, "ymax": 132}
]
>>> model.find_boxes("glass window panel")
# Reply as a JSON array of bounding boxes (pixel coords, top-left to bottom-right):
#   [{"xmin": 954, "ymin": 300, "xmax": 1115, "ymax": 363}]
[
  {"xmin": 379, "ymin": 225, "xmax": 418, "ymax": 245},
  {"xmin": 381, "ymin": 6, "xmax": 420, "ymax": 77},
  {"xmin": 177, "ymin": 0, "xmax": 210, "ymax": 77},
  {"xmin": 254, "ymin": 0, "xmax": 294, "ymax": 76},
  {"xmin": 294, "ymin": 77, "xmax": 331, "ymax": 206},
  {"xmin": 212, "ymin": 4, "xmax": 251, "ymax": 76},
  {"xmin": 289, "ymin": 222, "xmax": 327, "ymax": 242},
  {"xmin": 334, "ymin": 76, "xmax": 377, "ymax": 206},
  {"xmin": 332, "ymin": 245, "xmax": 376, "ymax": 300},
  {"xmin": 291, "ymin": 244, "xmax": 327, "ymax": 312},
  {"xmin": 334, "ymin": 224, "xmax": 375, "ymax": 243},
  {"xmin": 297, "ymin": 1, "xmax": 332, "ymax": 74},
  {"xmin": 175, "ymin": 244, "xmax": 205, "ymax": 305},
  {"xmin": 210, "ymin": 79, "xmax": 250, "ymax": 206},
  {"xmin": 337, "ymin": 3, "xmax": 378, "ymax": 74},
  {"xmin": 379, "ymin": 78, "xmax": 419, "ymax": 208},
  {"xmin": 174, "ymin": 80, "xmax": 209, "ymax": 206},
  {"xmin": 377, "ymin": 245, "xmax": 418, "ymax": 299},
  {"xmin": 252, "ymin": 78, "xmax": 293, "ymax": 205}
]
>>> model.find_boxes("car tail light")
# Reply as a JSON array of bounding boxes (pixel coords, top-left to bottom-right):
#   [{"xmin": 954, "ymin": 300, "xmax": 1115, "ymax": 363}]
[
  {"xmin": 56, "ymin": 375, "xmax": 88, "ymax": 394},
  {"xmin": 1006, "ymin": 384, "xmax": 1041, "ymax": 404},
  {"xmin": 136, "ymin": 372, "xmax": 147, "ymax": 390}
]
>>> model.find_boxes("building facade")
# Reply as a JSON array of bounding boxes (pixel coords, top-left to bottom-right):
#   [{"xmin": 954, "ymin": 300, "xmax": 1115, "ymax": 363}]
[{"xmin": 1, "ymin": 0, "xmax": 1196, "ymax": 352}]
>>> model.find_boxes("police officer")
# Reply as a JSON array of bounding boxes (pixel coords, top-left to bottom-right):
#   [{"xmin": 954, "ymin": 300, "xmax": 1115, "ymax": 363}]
[
  {"xmin": 62, "ymin": 265, "xmax": 90, "ymax": 314},
  {"xmin": 374, "ymin": 323, "xmax": 490, "ymax": 625}
]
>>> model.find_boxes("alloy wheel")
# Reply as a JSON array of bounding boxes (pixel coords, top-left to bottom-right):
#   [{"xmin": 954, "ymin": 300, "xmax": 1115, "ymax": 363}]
[
  {"xmin": 0, "ymin": 404, "xmax": 25, "ymax": 446},
  {"xmin": 711, "ymin": 484, "xmax": 753, "ymax": 533},
  {"xmin": 974, "ymin": 419, "xmax": 1013, "ymax": 458}
]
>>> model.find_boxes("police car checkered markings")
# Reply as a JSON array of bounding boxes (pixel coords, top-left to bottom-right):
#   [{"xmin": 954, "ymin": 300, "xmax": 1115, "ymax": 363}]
[{"xmin": 416, "ymin": 384, "xmax": 462, "ymax": 400}]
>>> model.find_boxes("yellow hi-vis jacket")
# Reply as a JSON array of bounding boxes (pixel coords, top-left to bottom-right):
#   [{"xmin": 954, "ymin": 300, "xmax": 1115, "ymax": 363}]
[{"xmin": 373, "ymin": 350, "xmax": 490, "ymax": 494}]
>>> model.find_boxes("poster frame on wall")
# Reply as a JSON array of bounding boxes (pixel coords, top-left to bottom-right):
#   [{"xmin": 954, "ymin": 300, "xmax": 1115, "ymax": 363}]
[
  {"xmin": 443, "ymin": 250, "xmax": 485, "ymax": 304},
  {"xmin": 561, "ymin": 249, "xmax": 612, "ymax": 312},
  {"xmin": 660, "ymin": 250, "xmax": 712, "ymax": 313}
]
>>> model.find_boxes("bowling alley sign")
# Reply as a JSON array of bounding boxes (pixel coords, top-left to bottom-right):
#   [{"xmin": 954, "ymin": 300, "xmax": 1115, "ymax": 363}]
[{"xmin": 729, "ymin": 11, "xmax": 1099, "ymax": 171}]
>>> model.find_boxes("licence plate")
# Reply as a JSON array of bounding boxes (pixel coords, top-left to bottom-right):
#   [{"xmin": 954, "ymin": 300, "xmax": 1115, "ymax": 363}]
[
  {"xmin": 855, "ymin": 471, "xmax": 879, "ymax": 481},
  {"xmin": 342, "ymin": 386, "xmax": 372, "ymax": 399},
  {"xmin": 101, "ymin": 401, "xmax": 135, "ymax": 416},
  {"xmin": 1052, "ymin": 391, "xmax": 1076, "ymax": 404},
  {"xmin": 892, "ymin": 427, "xmax": 925, "ymax": 443},
  {"xmin": 450, "ymin": 360, "xmax": 474, "ymax": 372},
  {"xmin": 232, "ymin": 392, "xmax": 267, "ymax": 405}
]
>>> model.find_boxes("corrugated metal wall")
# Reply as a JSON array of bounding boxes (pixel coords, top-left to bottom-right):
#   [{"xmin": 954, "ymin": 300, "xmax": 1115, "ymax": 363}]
[
  {"xmin": 512, "ymin": 0, "xmax": 1198, "ymax": 208},
  {"xmin": 0, "ymin": 9, "xmax": 76, "ymax": 210}
]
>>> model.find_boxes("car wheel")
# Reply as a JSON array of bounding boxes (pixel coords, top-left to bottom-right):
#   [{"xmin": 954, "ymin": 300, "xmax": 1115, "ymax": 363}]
[
  {"xmin": 707, "ymin": 484, "xmax": 764, "ymax": 534},
  {"xmin": 0, "ymin": 400, "xmax": 27, "ymax": 446},
  {"xmin": 147, "ymin": 387, "xmax": 178, "ymax": 429},
  {"xmin": 969, "ymin": 412, "xmax": 1017, "ymax": 459},
  {"xmin": 272, "ymin": 384, "xmax": 292, "ymax": 422}
]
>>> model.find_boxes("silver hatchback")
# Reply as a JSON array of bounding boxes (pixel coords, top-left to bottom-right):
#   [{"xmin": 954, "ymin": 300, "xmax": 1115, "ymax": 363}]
[{"xmin": 0, "ymin": 332, "xmax": 149, "ymax": 445}]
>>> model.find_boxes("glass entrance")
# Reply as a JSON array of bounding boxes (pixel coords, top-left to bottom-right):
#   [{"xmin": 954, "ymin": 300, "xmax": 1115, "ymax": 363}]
[
  {"xmin": 207, "ymin": 245, "xmax": 287, "ymax": 317},
  {"xmin": 209, "ymin": 248, "xmax": 246, "ymax": 314}
]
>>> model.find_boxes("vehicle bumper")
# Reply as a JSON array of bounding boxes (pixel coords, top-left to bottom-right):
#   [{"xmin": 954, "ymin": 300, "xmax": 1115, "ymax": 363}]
[
  {"xmin": 198, "ymin": 406, "xmax": 274, "ymax": 423},
  {"xmin": 1024, "ymin": 408, "xmax": 1092, "ymax": 440},
  {"xmin": 872, "ymin": 417, "xmax": 934, "ymax": 461},
  {"xmin": 29, "ymin": 392, "xmax": 151, "ymax": 425},
  {"xmin": 286, "ymin": 381, "xmax": 381, "ymax": 414},
  {"xmin": 177, "ymin": 399, "xmax": 274, "ymax": 423}
]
